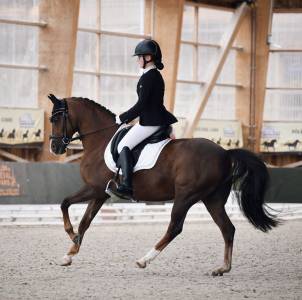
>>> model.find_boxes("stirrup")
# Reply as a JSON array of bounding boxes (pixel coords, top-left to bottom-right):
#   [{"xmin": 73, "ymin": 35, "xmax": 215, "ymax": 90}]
[
  {"xmin": 105, "ymin": 179, "xmax": 136, "ymax": 202},
  {"xmin": 105, "ymin": 179, "xmax": 122, "ymax": 202}
]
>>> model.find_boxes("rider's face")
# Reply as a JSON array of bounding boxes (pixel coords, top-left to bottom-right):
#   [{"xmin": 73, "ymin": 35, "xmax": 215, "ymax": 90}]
[
  {"xmin": 137, "ymin": 55, "xmax": 152, "ymax": 68},
  {"xmin": 137, "ymin": 55, "xmax": 145, "ymax": 68}
]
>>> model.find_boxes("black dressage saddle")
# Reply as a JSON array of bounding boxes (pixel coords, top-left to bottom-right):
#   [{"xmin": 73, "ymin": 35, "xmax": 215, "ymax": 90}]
[{"xmin": 110, "ymin": 125, "xmax": 172, "ymax": 166}]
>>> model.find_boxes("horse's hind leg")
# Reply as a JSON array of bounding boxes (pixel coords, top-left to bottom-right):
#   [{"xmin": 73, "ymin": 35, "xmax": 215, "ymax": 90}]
[
  {"xmin": 203, "ymin": 185, "xmax": 235, "ymax": 276},
  {"xmin": 61, "ymin": 196, "xmax": 106, "ymax": 266},
  {"xmin": 136, "ymin": 195, "xmax": 196, "ymax": 268}
]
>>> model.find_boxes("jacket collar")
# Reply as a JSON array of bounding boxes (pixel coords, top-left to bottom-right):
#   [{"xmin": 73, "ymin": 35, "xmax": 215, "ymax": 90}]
[{"xmin": 142, "ymin": 64, "xmax": 156, "ymax": 74}]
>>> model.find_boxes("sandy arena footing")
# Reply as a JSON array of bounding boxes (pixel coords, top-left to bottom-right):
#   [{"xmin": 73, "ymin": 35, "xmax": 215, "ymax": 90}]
[{"xmin": 0, "ymin": 220, "xmax": 301, "ymax": 300}]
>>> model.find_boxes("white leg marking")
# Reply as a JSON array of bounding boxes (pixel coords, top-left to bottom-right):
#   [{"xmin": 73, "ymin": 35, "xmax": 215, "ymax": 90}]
[
  {"xmin": 136, "ymin": 248, "xmax": 161, "ymax": 268},
  {"xmin": 61, "ymin": 254, "xmax": 72, "ymax": 266}
]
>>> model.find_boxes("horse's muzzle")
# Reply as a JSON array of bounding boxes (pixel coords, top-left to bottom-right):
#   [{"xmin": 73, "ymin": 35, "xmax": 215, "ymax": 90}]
[{"xmin": 50, "ymin": 139, "xmax": 67, "ymax": 155}]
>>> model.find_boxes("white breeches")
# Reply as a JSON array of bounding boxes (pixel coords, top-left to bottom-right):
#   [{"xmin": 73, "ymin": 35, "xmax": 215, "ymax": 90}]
[{"xmin": 117, "ymin": 123, "xmax": 160, "ymax": 153}]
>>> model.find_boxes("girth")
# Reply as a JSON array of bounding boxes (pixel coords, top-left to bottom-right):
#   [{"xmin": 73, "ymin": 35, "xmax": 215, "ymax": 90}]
[{"xmin": 110, "ymin": 125, "xmax": 172, "ymax": 165}]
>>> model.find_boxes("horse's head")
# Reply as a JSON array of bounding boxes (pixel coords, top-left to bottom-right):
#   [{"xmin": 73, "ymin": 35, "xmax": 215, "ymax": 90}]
[{"xmin": 48, "ymin": 94, "xmax": 77, "ymax": 155}]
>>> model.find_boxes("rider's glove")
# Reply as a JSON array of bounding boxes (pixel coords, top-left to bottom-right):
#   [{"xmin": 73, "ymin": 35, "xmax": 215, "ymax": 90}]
[{"xmin": 115, "ymin": 115, "xmax": 122, "ymax": 125}]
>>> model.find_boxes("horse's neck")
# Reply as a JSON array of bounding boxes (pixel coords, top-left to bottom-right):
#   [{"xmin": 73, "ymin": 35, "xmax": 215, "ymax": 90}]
[{"xmin": 75, "ymin": 104, "xmax": 117, "ymax": 153}]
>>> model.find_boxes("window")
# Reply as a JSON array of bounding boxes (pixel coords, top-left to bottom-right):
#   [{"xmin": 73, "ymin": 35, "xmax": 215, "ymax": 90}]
[
  {"xmin": 73, "ymin": 0, "xmax": 149, "ymax": 115},
  {"xmin": 264, "ymin": 13, "xmax": 302, "ymax": 121},
  {"xmin": 175, "ymin": 4, "xmax": 238, "ymax": 121},
  {"xmin": 0, "ymin": 0, "xmax": 41, "ymax": 108}
]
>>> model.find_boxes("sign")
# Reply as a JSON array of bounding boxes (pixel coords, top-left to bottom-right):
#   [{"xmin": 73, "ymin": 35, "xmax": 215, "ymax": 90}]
[
  {"xmin": 0, "ymin": 107, "xmax": 44, "ymax": 144},
  {"xmin": 261, "ymin": 122, "xmax": 302, "ymax": 152},
  {"xmin": 193, "ymin": 119, "xmax": 243, "ymax": 149},
  {"xmin": 0, "ymin": 164, "xmax": 21, "ymax": 196}
]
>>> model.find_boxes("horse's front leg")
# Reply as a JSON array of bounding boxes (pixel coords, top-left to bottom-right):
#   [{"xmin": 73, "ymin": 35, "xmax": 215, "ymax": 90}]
[
  {"xmin": 61, "ymin": 185, "xmax": 96, "ymax": 242},
  {"xmin": 61, "ymin": 196, "xmax": 107, "ymax": 266}
]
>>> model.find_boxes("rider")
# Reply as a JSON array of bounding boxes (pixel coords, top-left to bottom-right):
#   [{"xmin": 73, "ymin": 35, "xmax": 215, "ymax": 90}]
[{"xmin": 112, "ymin": 39, "xmax": 178, "ymax": 200}]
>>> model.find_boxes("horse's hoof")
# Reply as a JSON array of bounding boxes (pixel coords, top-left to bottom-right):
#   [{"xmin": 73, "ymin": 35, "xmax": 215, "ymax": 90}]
[
  {"xmin": 136, "ymin": 260, "xmax": 146, "ymax": 268},
  {"xmin": 60, "ymin": 255, "xmax": 72, "ymax": 266},
  {"xmin": 211, "ymin": 270, "xmax": 223, "ymax": 276}
]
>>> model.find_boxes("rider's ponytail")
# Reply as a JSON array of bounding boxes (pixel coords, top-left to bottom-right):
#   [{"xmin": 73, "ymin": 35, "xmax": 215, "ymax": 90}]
[{"xmin": 155, "ymin": 60, "xmax": 164, "ymax": 70}]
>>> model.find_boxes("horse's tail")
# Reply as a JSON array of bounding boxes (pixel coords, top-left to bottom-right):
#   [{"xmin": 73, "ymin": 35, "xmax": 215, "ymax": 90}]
[{"xmin": 227, "ymin": 149, "xmax": 279, "ymax": 232}]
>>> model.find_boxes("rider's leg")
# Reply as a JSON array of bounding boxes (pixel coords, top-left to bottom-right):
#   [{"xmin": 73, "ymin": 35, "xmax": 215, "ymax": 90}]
[
  {"xmin": 117, "ymin": 124, "xmax": 161, "ymax": 153},
  {"xmin": 115, "ymin": 124, "xmax": 160, "ymax": 199}
]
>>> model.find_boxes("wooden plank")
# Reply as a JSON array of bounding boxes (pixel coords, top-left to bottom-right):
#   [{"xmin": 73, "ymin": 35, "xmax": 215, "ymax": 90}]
[
  {"xmin": 253, "ymin": 0, "xmax": 271, "ymax": 152},
  {"xmin": 63, "ymin": 152, "xmax": 83, "ymax": 163},
  {"xmin": 181, "ymin": 40, "xmax": 244, "ymax": 51},
  {"xmin": 144, "ymin": 0, "xmax": 153, "ymax": 36},
  {"xmin": 186, "ymin": 1, "xmax": 236, "ymax": 11},
  {"xmin": 183, "ymin": 2, "xmax": 248, "ymax": 138},
  {"xmin": 270, "ymin": 49, "xmax": 302, "ymax": 52},
  {"xmin": 0, "ymin": 149, "xmax": 28, "ymax": 162},
  {"xmin": 0, "ymin": 63, "xmax": 47, "ymax": 71},
  {"xmin": 235, "ymin": 6, "xmax": 251, "ymax": 149},
  {"xmin": 274, "ymin": 0, "xmax": 302, "ymax": 9},
  {"xmin": 153, "ymin": 0, "xmax": 185, "ymax": 112},
  {"xmin": 177, "ymin": 79, "xmax": 243, "ymax": 88},
  {"xmin": 0, "ymin": 18, "xmax": 47, "ymax": 27},
  {"xmin": 283, "ymin": 160, "xmax": 302, "ymax": 168},
  {"xmin": 78, "ymin": 28, "xmax": 151, "ymax": 39},
  {"xmin": 37, "ymin": 0, "xmax": 80, "ymax": 161}
]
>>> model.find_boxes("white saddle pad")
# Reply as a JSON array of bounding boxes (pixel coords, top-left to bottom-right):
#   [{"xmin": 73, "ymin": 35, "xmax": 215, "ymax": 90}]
[{"xmin": 104, "ymin": 125, "xmax": 171, "ymax": 174}]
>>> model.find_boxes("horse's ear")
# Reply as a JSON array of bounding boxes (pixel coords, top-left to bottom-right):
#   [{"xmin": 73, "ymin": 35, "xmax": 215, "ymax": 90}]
[{"xmin": 48, "ymin": 94, "xmax": 60, "ymax": 104}]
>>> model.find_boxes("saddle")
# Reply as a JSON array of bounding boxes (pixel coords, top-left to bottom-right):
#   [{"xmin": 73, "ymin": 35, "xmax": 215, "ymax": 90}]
[{"xmin": 110, "ymin": 125, "xmax": 172, "ymax": 166}]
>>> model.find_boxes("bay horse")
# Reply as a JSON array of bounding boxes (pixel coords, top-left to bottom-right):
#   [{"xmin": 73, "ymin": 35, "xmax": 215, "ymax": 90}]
[{"xmin": 48, "ymin": 94, "xmax": 278, "ymax": 276}]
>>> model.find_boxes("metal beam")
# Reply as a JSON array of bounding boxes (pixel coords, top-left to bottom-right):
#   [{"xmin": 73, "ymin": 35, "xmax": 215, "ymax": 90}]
[{"xmin": 183, "ymin": 2, "xmax": 248, "ymax": 138}]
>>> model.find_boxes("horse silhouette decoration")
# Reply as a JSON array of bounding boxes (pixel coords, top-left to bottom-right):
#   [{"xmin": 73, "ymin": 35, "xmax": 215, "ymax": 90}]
[
  {"xmin": 262, "ymin": 139, "xmax": 277, "ymax": 151},
  {"xmin": 48, "ymin": 94, "xmax": 278, "ymax": 276},
  {"xmin": 284, "ymin": 139, "xmax": 300, "ymax": 150}
]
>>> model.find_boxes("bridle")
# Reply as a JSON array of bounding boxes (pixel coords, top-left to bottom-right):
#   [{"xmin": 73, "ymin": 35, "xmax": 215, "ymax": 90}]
[{"xmin": 49, "ymin": 99, "xmax": 117, "ymax": 147}]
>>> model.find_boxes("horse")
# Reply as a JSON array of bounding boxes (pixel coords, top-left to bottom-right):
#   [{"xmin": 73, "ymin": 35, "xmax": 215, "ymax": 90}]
[
  {"xmin": 7, "ymin": 129, "xmax": 16, "ymax": 139},
  {"xmin": 23, "ymin": 130, "xmax": 29, "ymax": 139},
  {"xmin": 284, "ymin": 139, "xmax": 300, "ymax": 150},
  {"xmin": 33, "ymin": 129, "xmax": 41, "ymax": 139},
  {"xmin": 48, "ymin": 94, "xmax": 278, "ymax": 276},
  {"xmin": 262, "ymin": 139, "xmax": 277, "ymax": 151}
]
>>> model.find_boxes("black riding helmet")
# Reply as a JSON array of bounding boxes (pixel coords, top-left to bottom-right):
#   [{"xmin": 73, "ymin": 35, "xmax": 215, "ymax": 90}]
[{"xmin": 133, "ymin": 39, "xmax": 164, "ymax": 70}]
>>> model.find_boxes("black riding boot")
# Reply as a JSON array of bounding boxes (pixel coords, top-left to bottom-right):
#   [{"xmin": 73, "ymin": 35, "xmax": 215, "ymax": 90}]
[{"xmin": 115, "ymin": 146, "xmax": 134, "ymax": 200}]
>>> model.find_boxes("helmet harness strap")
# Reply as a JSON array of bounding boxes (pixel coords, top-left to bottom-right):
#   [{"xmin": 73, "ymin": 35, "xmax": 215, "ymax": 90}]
[{"xmin": 142, "ymin": 55, "xmax": 153, "ymax": 69}]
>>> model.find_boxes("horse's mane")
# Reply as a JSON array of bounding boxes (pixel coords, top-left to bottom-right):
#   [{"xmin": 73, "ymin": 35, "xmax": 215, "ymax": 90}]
[{"xmin": 71, "ymin": 97, "xmax": 116, "ymax": 119}]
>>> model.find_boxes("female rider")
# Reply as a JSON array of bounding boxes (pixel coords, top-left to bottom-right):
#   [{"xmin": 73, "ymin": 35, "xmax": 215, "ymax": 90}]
[{"xmin": 110, "ymin": 39, "xmax": 178, "ymax": 200}]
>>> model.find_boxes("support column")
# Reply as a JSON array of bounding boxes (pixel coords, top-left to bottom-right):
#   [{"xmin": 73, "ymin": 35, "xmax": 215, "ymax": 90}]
[
  {"xmin": 253, "ymin": 0, "xmax": 271, "ymax": 152},
  {"xmin": 153, "ymin": 0, "xmax": 184, "ymax": 112},
  {"xmin": 235, "ymin": 7, "xmax": 251, "ymax": 149},
  {"xmin": 144, "ymin": 0, "xmax": 153, "ymax": 35},
  {"xmin": 38, "ymin": 0, "xmax": 80, "ymax": 161}
]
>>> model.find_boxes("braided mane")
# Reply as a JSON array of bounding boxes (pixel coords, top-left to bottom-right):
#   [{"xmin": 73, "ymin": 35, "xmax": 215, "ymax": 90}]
[{"xmin": 71, "ymin": 97, "xmax": 116, "ymax": 119}]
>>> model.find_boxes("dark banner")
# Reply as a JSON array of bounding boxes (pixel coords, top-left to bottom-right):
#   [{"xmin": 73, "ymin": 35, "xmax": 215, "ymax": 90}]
[
  {"xmin": 0, "ymin": 162, "xmax": 83, "ymax": 204},
  {"xmin": 0, "ymin": 162, "xmax": 301, "ymax": 204}
]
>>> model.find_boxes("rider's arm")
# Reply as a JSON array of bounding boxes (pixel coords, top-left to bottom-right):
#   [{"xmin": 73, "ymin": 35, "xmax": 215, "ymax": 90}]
[{"xmin": 119, "ymin": 74, "xmax": 152, "ymax": 124}]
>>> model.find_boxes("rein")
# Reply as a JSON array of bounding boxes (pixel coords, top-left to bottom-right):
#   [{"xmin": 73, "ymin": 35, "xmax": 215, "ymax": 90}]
[
  {"xmin": 49, "ymin": 99, "xmax": 117, "ymax": 146},
  {"xmin": 71, "ymin": 124, "xmax": 117, "ymax": 142}
]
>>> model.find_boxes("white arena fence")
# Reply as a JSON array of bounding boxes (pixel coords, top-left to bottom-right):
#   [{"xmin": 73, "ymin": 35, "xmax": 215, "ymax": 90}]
[{"xmin": 0, "ymin": 193, "xmax": 301, "ymax": 226}]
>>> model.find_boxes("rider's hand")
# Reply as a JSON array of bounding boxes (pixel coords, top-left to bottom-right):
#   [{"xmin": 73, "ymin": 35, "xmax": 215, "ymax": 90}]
[{"xmin": 115, "ymin": 115, "xmax": 122, "ymax": 125}]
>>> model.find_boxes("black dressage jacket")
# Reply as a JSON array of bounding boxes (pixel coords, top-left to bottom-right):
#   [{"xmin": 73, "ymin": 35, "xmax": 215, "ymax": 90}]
[{"xmin": 119, "ymin": 68, "xmax": 178, "ymax": 126}]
